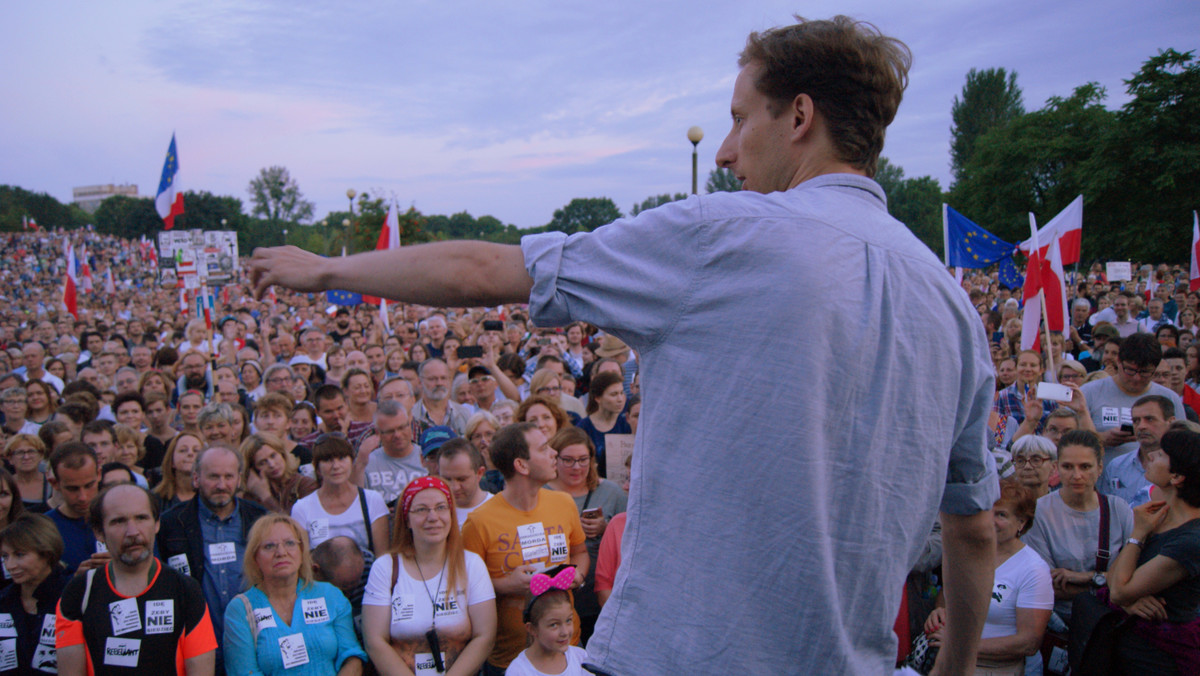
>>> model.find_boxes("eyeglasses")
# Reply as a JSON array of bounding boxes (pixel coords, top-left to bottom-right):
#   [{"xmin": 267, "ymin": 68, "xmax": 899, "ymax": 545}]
[
  {"xmin": 469, "ymin": 376, "xmax": 494, "ymax": 384},
  {"xmin": 260, "ymin": 539, "xmax": 300, "ymax": 553},
  {"xmin": 1013, "ymin": 455, "xmax": 1050, "ymax": 467},
  {"xmin": 10, "ymin": 448, "xmax": 39, "ymax": 457},
  {"xmin": 266, "ymin": 376, "xmax": 293, "ymax": 385},
  {"xmin": 1058, "ymin": 372, "xmax": 1083, "ymax": 381},
  {"xmin": 409, "ymin": 504, "xmax": 450, "ymax": 518},
  {"xmin": 1120, "ymin": 363, "xmax": 1156, "ymax": 378},
  {"xmin": 557, "ymin": 456, "xmax": 590, "ymax": 468}
]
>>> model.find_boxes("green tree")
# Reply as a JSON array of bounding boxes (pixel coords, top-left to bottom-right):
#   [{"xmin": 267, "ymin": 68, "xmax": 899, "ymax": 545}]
[
  {"xmin": 1083, "ymin": 49, "xmax": 1200, "ymax": 262},
  {"xmin": 705, "ymin": 168, "xmax": 742, "ymax": 193},
  {"xmin": 546, "ymin": 198, "xmax": 622, "ymax": 234},
  {"xmin": 874, "ymin": 158, "xmax": 945, "ymax": 255},
  {"xmin": 631, "ymin": 193, "xmax": 688, "ymax": 216},
  {"xmin": 92, "ymin": 195, "xmax": 162, "ymax": 240},
  {"xmin": 948, "ymin": 83, "xmax": 1115, "ymax": 250},
  {"xmin": 0, "ymin": 185, "xmax": 90, "ymax": 231},
  {"xmin": 247, "ymin": 166, "xmax": 315, "ymax": 225},
  {"xmin": 950, "ymin": 68, "xmax": 1025, "ymax": 184}
]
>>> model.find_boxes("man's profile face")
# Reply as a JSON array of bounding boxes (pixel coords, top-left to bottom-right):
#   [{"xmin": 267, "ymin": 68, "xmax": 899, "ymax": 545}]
[{"xmin": 715, "ymin": 62, "xmax": 797, "ymax": 195}]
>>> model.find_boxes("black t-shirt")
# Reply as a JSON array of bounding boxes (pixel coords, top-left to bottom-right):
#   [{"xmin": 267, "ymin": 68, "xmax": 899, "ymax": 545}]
[
  {"xmin": 55, "ymin": 560, "xmax": 217, "ymax": 674},
  {"xmin": 1138, "ymin": 517, "xmax": 1200, "ymax": 622},
  {"xmin": 140, "ymin": 434, "xmax": 172, "ymax": 474}
]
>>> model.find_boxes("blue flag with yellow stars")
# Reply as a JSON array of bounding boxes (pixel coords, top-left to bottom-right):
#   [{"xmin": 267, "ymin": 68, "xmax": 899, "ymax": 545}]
[
  {"xmin": 326, "ymin": 290, "xmax": 362, "ymax": 306},
  {"xmin": 945, "ymin": 205, "xmax": 1013, "ymax": 269},
  {"xmin": 998, "ymin": 256, "xmax": 1023, "ymax": 290}
]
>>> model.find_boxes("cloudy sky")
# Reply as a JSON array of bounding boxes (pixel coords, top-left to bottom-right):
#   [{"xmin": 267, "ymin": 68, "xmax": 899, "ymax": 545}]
[{"xmin": 3, "ymin": 0, "xmax": 1196, "ymax": 230}]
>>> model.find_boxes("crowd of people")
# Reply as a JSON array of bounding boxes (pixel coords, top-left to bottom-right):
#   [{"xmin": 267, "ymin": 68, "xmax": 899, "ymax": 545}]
[
  {"xmin": 0, "ymin": 224, "xmax": 1194, "ymax": 676},
  {"xmin": 0, "ymin": 228, "xmax": 646, "ymax": 675},
  {"xmin": 896, "ymin": 266, "xmax": 1200, "ymax": 675}
]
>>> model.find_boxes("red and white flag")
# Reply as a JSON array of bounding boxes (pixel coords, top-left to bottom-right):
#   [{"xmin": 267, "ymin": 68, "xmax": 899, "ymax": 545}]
[
  {"xmin": 364, "ymin": 207, "xmax": 401, "ymax": 331},
  {"xmin": 104, "ymin": 267, "xmax": 116, "ymax": 295},
  {"xmin": 1018, "ymin": 195, "xmax": 1083, "ymax": 266},
  {"xmin": 63, "ymin": 239, "xmax": 78, "ymax": 319},
  {"xmin": 1190, "ymin": 211, "xmax": 1200, "ymax": 292},
  {"xmin": 1021, "ymin": 231, "xmax": 1067, "ymax": 352},
  {"xmin": 78, "ymin": 244, "xmax": 94, "ymax": 293},
  {"xmin": 23, "ymin": 215, "xmax": 38, "ymax": 231}
]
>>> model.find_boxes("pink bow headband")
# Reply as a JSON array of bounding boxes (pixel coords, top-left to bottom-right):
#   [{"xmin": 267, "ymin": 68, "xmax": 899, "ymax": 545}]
[{"xmin": 530, "ymin": 566, "xmax": 576, "ymax": 596}]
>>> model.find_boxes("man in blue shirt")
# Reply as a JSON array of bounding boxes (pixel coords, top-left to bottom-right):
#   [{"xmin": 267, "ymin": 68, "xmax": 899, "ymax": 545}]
[
  {"xmin": 157, "ymin": 446, "xmax": 267, "ymax": 669},
  {"xmin": 45, "ymin": 442, "xmax": 105, "ymax": 575},
  {"xmin": 1100, "ymin": 395, "xmax": 1175, "ymax": 506}
]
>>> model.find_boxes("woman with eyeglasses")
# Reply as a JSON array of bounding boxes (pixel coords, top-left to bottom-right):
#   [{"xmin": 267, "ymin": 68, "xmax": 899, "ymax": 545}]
[
  {"xmin": 545, "ymin": 427, "xmax": 627, "ymax": 645},
  {"xmin": 362, "ymin": 477, "xmax": 497, "ymax": 676},
  {"xmin": 224, "ymin": 514, "xmax": 367, "ymax": 676},
  {"xmin": 4, "ymin": 435, "xmax": 51, "ymax": 513},
  {"xmin": 1022, "ymin": 430, "xmax": 1134, "ymax": 631}
]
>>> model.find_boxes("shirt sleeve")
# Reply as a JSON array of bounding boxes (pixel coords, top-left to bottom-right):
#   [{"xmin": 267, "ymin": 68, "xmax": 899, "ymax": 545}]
[
  {"xmin": 1015, "ymin": 554, "xmax": 1055, "ymax": 610},
  {"xmin": 366, "ymin": 490, "xmax": 389, "ymax": 523},
  {"xmin": 180, "ymin": 575, "xmax": 218, "ymax": 660},
  {"xmin": 222, "ymin": 595, "xmax": 265, "ymax": 676},
  {"xmin": 1020, "ymin": 511, "xmax": 1055, "ymax": 568},
  {"xmin": 361, "ymin": 555, "xmax": 394, "ymax": 607},
  {"xmin": 464, "ymin": 552, "xmax": 496, "ymax": 605},
  {"xmin": 940, "ymin": 331, "xmax": 1001, "ymax": 515},
  {"xmin": 54, "ymin": 598, "xmax": 85, "ymax": 650},
  {"xmin": 461, "ymin": 517, "xmax": 488, "ymax": 567},
  {"xmin": 326, "ymin": 585, "xmax": 368, "ymax": 671},
  {"xmin": 594, "ymin": 515, "xmax": 623, "ymax": 593},
  {"xmin": 521, "ymin": 198, "xmax": 706, "ymax": 349},
  {"xmin": 1158, "ymin": 528, "xmax": 1200, "ymax": 576}
]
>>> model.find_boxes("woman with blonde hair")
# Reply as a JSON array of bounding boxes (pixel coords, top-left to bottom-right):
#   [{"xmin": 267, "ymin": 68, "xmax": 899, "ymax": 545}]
[
  {"xmin": 151, "ymin": 432, "xmax": 202, "ymax": 508},
  {"xmin": 241, "ymin": 433, "xmax": 317, "ymax": 514},
  {"xmin": 362, "ymin": 477, "xmax": 496, "ymax": 675},
  {"xmin": 223, "ymin": 514, "xmax": 367, "ymax": 675}
]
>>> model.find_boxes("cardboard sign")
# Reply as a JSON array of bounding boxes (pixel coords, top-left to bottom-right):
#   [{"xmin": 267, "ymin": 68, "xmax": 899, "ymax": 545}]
[
  {"xmin": 605, "ymin": 434, "xmax": 636, "ymax": 487},
  {"xmin": 1106, "ymin": 262, "xmax": 1132, "ymax": 282}
]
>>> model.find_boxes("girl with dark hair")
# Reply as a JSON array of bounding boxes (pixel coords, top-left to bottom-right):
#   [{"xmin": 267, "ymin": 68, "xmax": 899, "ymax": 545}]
[{"xmin": 574, "ymin": 371, "xmax": 631, "ymax": 477}]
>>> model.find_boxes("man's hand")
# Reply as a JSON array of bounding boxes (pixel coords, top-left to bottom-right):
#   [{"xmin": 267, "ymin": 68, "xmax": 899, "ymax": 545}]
[
  {"xmin": 75, "ymin": 551, "xmax": 111, "ymax": 574},
  {"xmin": 248, "ymin": 246, "xmax": 332, "ymax": 299},
  {"xmin": 494, "ymin": 565, "xmax": 538, "ymax": 595},
  {"xmin": 1100, "ymin": 427, "xmax": 1136, "ymax": 447}
]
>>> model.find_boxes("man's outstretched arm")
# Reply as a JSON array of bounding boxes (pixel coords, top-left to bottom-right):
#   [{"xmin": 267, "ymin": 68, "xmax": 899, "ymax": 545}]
[
  {"xmin": 931, "ymin": 509, "xmax": 995, "ymax": 676},
  {"xmin": 247, "ymin": 242, "xmax": 534, "ymax": 307}
]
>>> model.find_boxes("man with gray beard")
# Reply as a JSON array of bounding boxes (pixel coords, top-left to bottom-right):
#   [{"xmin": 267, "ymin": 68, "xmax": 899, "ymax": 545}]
[
  {"xmin": 410, "ymin": 358, "xmax": 470, "ymax": 436},
  {"xmin": 56, "ymin": 483, "xmax": 218, "ymax": 675}
]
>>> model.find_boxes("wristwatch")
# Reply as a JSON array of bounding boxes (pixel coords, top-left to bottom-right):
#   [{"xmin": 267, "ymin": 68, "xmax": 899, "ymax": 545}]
[
  {"xmin": 1092, "ymin": 572, "xmax": 1107, "ymax": 588},
  {"xmin": 1126, "ymin": 537, "xmax": 1143, "ymax": 548}
]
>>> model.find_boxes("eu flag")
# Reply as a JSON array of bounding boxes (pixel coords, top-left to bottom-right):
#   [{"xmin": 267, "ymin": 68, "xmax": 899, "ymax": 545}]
[
  {"xmin": 945, "ymin": 205, "xmax": 1013, "ymax": 269},
  {"xmin": 998, "ymin": 256, "xmax": 1023, "ymax": 290},
  {"xmin": 326, "ymin": 290, "xmax": 362, "ymax": 306}
]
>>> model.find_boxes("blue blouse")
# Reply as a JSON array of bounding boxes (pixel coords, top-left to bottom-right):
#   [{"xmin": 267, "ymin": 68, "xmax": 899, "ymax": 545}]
[{"xmin": 223, "ymin": 580, "xmax": 366, "ymax": 676}]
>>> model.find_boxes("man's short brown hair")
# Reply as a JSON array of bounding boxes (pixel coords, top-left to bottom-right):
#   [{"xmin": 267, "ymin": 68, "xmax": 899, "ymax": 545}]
[{"xmin": 739, "ymin": 15, "xmax": 911, "ymax": 176}]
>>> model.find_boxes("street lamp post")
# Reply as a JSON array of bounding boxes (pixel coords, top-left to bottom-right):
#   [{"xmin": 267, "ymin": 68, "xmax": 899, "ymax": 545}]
[
  {"xmin": 688, "ymin": 126, "xmax": 704, "ymax": 194},
  {"xmin": 345, "ymin": 189, "xmax": 357, "ymax": 255}
]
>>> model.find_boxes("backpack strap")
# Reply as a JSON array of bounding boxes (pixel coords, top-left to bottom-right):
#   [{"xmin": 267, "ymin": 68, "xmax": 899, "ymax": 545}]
[
  {"xmin": 80, "ymin": 568, "xmax": 97, "ymax": 614},
  {"xmin": 236, "ymin": 593, "xmax": 260, "ymax": 640},
  {"xmin": 359, "ymin": 487, "xmax": 374, "ymax": 553},
  {"xmin": 391, "ymin": 553, "xmax": 399, "ymax": 595}
]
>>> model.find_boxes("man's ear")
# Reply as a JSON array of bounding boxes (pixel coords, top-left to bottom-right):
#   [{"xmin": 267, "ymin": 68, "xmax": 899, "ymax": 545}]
[{"xmin": 790, "ymin": 93, "xmax": 817, "ymax": 142}]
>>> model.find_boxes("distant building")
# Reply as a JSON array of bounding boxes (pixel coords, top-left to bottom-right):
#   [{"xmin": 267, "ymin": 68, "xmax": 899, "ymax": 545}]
[{"xmin": 72, "ymin": 184, "xmax": 138, "ymax": 213}]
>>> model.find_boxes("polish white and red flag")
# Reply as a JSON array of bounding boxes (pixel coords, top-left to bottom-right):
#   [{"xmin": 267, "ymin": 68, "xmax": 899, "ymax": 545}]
[
  {"xmin": 1190, "ymin": 211, "xmax": 1200, "ymax": 292},
  {"xmin": 104, "ymin": 267, "xmax": 116, "ymax": 295},
  {"xmin": 78, "ymin": 244, "xmax": 94, "ymax": 293},
  {"xmin": 1021, "ymin": 230, "xmax": 1067, "ymax": 352},
  {"xmin": 1018, "ymin": 195, "xmax": 1083, "ymax": 266},
  {"xmin": 63, "ymin": 239, "xmax": 78, "ymax": 319},
  {"xmin": 364, "ymin": 207, "xmax": 401, "ymax": 334}
]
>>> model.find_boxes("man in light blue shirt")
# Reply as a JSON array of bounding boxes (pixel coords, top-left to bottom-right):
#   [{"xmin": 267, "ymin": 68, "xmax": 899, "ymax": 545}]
[
  {"xmin": 1099, "ymin": 395, "xmax": 1174, "ymax": 506},
  {"xmin": 248, "ymin": 16, "xmax": 999, "ymax": 675}
]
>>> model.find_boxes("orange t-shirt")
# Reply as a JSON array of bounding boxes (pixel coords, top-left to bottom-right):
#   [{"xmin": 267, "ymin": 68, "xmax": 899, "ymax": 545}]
[{"xmin": 462, "ymin": 489, "xmax": 585, "ymax": 668}]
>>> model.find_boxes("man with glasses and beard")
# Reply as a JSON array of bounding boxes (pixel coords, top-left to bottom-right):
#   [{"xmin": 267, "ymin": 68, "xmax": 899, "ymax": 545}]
[{"xmin": 55, "ymin": 483, "xmax": 218, "ymax": 675}]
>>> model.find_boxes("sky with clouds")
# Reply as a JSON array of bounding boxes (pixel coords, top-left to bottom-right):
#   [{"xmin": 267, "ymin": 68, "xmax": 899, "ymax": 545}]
[{"xmin": 3, "ymin": 0, "xmax": 1196, "ymax": 230}]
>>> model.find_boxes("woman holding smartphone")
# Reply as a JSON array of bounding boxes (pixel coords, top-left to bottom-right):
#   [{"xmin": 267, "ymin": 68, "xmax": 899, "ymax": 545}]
[{"xmin": 546, "ymin": 427, "xmax": 627, "ymax": 645}]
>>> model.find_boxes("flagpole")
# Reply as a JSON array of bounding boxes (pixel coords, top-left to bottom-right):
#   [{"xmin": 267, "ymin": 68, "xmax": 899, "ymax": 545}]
[{"xmin": 1029, "ymin": 213, "xmax": 1057, "ymax": 382}]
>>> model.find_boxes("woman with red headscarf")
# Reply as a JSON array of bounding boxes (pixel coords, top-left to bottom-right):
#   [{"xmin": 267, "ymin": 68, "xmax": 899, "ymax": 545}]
[{"xmin": 361, "ymin": 476, "xmax": 497, "ymax": 675}]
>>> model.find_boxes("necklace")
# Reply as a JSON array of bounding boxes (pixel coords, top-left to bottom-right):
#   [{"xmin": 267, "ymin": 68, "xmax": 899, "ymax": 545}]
[{"xmin": 413, "ymin": 555, "xmax": 447, "ymax": 629}]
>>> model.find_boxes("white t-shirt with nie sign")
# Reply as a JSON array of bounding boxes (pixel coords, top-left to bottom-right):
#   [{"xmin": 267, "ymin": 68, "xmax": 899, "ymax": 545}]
[
  {"xmin": 361, "ymin": 552, "xmax": 494, "ymax": 672},
  {"xmin": 290, "ymin": 488, "xmax": 389, "ymax": 553}
]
